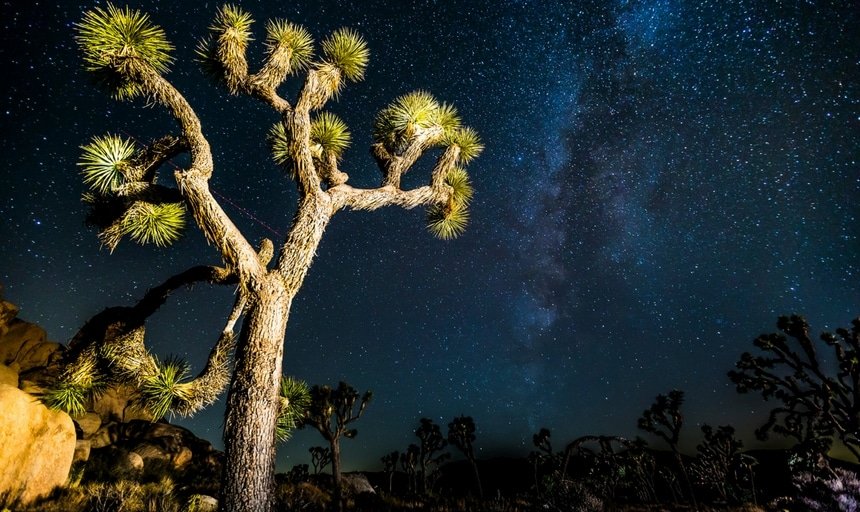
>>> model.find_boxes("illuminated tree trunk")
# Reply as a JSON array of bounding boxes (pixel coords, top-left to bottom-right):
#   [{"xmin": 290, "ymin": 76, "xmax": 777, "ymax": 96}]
[
  {"xmin": 221, "ymin": 278, "xmax": 288, "ymax": 511},
  {"xmin": 223, "ymin": 197, "xmax": 332, "ymax": 512}
]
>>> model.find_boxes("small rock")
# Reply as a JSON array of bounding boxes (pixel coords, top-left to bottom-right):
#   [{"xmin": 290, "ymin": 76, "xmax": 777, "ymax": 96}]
[
  {"xmin": 173, "ymin": 447, "xmax": 193, "ymax": 468},
  {"xmin": 89, "ymin": 423, "xmax": 119, "ymax": 449},
  {"xmin": 188, "ymin": 494, "xmax": 218, "ymax": 512},
  {"xmin": 73, "ymin": 440, "xmax": 91, "ymax": 463},
  {"xmin": 0, "ymin": 363, "xmax": 17, "ymax": 387},
  {"xmin": 342, "ymin": 472, "xmax": 376, "ymax": 495},
  {"xmin": 74, "ymin": 412, "xmax": 101, "ymax": 437},
  {"xmin": 121, "ymin": 450, "xmax": 144, "ymax": 472}
]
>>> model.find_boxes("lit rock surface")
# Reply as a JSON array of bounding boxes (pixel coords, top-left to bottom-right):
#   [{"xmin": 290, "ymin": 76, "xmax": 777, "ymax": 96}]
[{"xmin": 0, "ymin": 383, "xmax": 75, "ymax": 504}]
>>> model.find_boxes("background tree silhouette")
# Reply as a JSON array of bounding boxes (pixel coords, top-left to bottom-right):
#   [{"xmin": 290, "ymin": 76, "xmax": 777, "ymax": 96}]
[
  {"xmin": 447, "ymin": 415, "xmax": 482, "ymax": 497},
  {"xmin": 729, "ymin": 314, "xmax": 860, "ymax": 462},
  {"xmin": 309, "ymin": 446, "xmax": 332, "ymax": 475},
  {"xmin": 59, "ymin": 4, "xmax": 481, "ymax": 511},
  {"xmin": 400, "ymin": 444, "xmax": 420, "ymax": 494},
  {"xmin": 415, "ymin": 418, "xmax": 449, "ymax": 495},
  {"xmin": 302, "ymin": 381, "xmax": 371, "ymax": 511},
  {"xmin": 637, "ymin": 389, "xmax": 697, "ymax": 507},
  {"xmin": 381, "ymin": 450, "xmax": 399, "ymax": 494},
  {"xmin": 529, "ymin": 427, "xmax": 554, "ymax": 496},
  {"xmin": 688, "ymin": 424, "xmax": 747, "ymax": 503}
]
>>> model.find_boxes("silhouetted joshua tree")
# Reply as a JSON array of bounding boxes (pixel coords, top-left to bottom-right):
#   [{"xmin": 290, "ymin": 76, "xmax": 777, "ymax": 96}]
[
  {"xmin": 415, "ymin": 418, "xmax": 450, "ymax": 495},
  {"xmin": 688, "ymin": 424, "xmax": 749, "ymax": 503},
  {"xmin": 565, "ymin": 435, "xmax": 646, "ymax": 503},
  {"xmin": 58, "ymin": 4, "xmax": 482, "ymax": 511},
  {"xmin": 638, "ymin": 389, "xmax": 697, "ymax": 507},
  {"xmin": 302, "ymin": 382, "xmax": 372, "ymax": 511},
  {"xmin": 381, "ymin": 450, "xmax": 399, "ymax": 494},
  {"xmin": 729, "ymin": 315, "xmax": 860, "ymax": 462},
  {"xmin": 448, "ymin": 415, "xmax": 483, "ymax": 497},
  {"xmin": 400, "ymin": 444, "xmax": 420, "ymax": 494},
  {"xmin": 529, "ymin": 427, "xmax": 555, "ymax": 495},
  {"xmin": 309, "ymin": 446, "xmax": 332, "ymax": 475}
]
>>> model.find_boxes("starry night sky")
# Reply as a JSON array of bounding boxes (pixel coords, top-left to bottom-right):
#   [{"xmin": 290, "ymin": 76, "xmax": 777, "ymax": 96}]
[{"xmin": 1, "ymin": 1, "xmax": 858, "ymax": 471}]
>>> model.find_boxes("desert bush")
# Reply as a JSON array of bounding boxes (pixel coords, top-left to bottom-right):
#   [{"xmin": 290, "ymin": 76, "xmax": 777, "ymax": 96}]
[
  {"xmin": 273, "ymin": 481, "xmax": 329, "ymax": 512},
  {"xmin": 793, "ymin": 466, "xmax": 860, "ymax": 512}
]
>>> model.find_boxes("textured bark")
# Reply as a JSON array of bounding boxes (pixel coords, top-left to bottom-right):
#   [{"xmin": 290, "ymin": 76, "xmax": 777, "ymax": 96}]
[
  {"xmin": 331, "ymin": 438, "xmax": 344, "ymax": 512},
  {"xmin": 222, "ymin": 276, "xmax": 289, "ymax": 512}
]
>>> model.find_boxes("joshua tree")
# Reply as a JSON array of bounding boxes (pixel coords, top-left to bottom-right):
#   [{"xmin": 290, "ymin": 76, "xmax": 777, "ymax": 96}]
[
  {"xmin": 61, "ymin": 4, "xmax": 482, "ymax": 511},
  {"xmin": 529, "ymin": 427, "xmax": 554, "ymax": 494},
  {"xmin": 729, "ymin": 315, "xmax": 860, "ymax": 462},
  {"xmin": 400, "ymin": 444, "xmax": 420, "ymax": 494},
  {"xmin": 688, "ymin": 425, "xmax": 747, "ymax": 503},
  {"xmin": 447, "ymin": 415, "xmax": 483, "ymax": 497},
  {"xmin": 415, "ymin": 418, "xmax": 450, "ymax": 495},
  {"xmin": 638, "ymin": 389, "xmax": 697, "ymax": 507},
  {"xmin": 381, "ymin": 450, "xmax": 399, "ymax": 494},
  {"xmin": 302, "ymin": 382, "xmax": 372, "ymax": 511},
  {"xmin": 309, "ymin": 446, "xmax": 332, "ymax": 475}
]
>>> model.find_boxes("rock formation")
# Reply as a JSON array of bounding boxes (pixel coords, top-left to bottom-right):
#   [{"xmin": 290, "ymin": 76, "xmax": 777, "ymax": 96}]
[
  {"xmin": 0, "ymin": 383, "xmax": 76, "ymax": 504},
  {"xmin": 0, "ymin": 297, "xmax": 224, "ymax": 502}
]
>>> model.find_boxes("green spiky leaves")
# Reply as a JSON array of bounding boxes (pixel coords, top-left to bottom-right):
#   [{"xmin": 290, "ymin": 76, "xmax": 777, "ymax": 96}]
[
  {"xmin": 78, "ymin": 134, "xmax": 187, "ymax": 251},
  {"xmin": 427, "ymin": 202, "xmax": 469, "ymax": 240},
  {"xmin": 373, "ymin": 91, "xmax": 466, "ymax": 153},
  {"xmin": 427, "ymin": 167, "xmax": 474, "ymax": 240},
  {"xmin": 311, "ymin": 112, "xmax": 351, "ymax": 159},
  {"xmin": 76, "ymin": 3, "xmax": 174, "ymax": 99},
  {"xmin": 43, "ymin": 353, "xmax": 105, "ymax": 417},
  {"xmin": 446, "ymin": 126, "xmax": 484, "ymax": 163},
  {"xmin": 78, "ymin": 134, "xmax": 135, "ymax": 194},
  {"xmin": 266, "ymin": 19, "xmax": 314, "ymax": 70},
  {"xmin": 43, "ymin": 383, "xmax": 90, "ymax": 417},
  {"xmin": 212, "ymin": 4, "xmax": 254, "ymax": 44},
  {"xmin": 444, "ymin": 167, "xmax": 474, "ymax": 206},
  {"xmin": 268, "ymin": 121, "xmax": 291, "ymax": 169},
  {"xmin": 139, "ymin": 356, "xmax": 192, "ymax": 420},
  {"xmin": 270, "ymin": 112, "xmax": 351, "ymax": 172},
  {"xmin": 321, "ymin": 28, "xmax": 369, "ymax": 82},
  {"xmin": 121, "ymin": 202, "xmax": 186, "ymax": 247},
  {"xmin": 276, "ymin": 376, "xmax": 311, "ymax": 442}
]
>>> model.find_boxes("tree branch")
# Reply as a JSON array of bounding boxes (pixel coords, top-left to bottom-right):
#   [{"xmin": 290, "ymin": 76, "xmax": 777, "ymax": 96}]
[{"xmin": 124, "ymin": 58, "xmax": 265, "ymax": 288}]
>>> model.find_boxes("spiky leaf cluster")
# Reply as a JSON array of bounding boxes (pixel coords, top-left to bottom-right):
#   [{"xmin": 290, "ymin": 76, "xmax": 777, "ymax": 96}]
[
  {"xmin": 276, "ymin": 376, "xmax": 311, "ymax": 442},
  {"xmin": 43, "ymin": 351, "xmax": 108, "ymax": 417},
  {"xmin": 445, "ymin": 126, "xmax": 484, "ymax": 164},
  {"xmin": 426, "ymin": 167, "xmax": 473, "ymax": 240},
  {"xmin": 265, "ymin": 19, "xmax": 314, "ymax": 70},
  {"xmin": 321, "ymin": 28, "xmax": 369, "ymax": 82},
  {"xmin": 43, "ymin": 383, "xmax": 90, "ymax": 417},
  {"xmin": 139, "ymin": 355, "xmax": 192, "ymax": 420},
  {"xmin": 445, "ymin": 167, "xmax": 474, "ymax": 206},
  {"xmin": 76, "ymin": 4, "xmax": 173, "ymax": 99},
  {"xmin": 78, "ymin": 134, "xmax": 187, "ymax": 250},
  {"xmin": 310, "ymin": 112, "xmax": 351, "ymax": 159},
  {"xmin": 78, "ymin": 134, "xmax": 135, "ymax": 194},
  {"xmin": 268, "ymin": 121, "xmax": 292, "ymax": 170},
  {"xmin": 121, "ymin": 202, "xmax": 186, "ymax": 247},
  {"xmin": 212, "ymin": 4, "xmax": 254, "ymax": 43},
  {"xmin": 194, "ymin": 36, "xmax": 225, "ymax": 80},
  {"xmin": 373, "ymin": 91, "xmax": 461, "ymax": 152}
]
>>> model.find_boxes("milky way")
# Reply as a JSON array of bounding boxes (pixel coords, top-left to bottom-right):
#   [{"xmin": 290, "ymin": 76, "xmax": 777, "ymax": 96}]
[{"xmin": 1, "ymin": 0, "xmax": 857, "ymax": 470}]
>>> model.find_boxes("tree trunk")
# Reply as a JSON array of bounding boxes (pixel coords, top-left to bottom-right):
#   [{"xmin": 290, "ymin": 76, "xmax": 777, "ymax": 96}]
[
  {"xmin": 331, "ymin": 438, "xmax": 343, "ymax": 512},
  {"xmin": 220, "ymin": 192, "xmax": 333, "ymax": 512},
  {"xmin": 470, "ymin": 458, "xmax": 483, "ymax": 498},
  {"xmin": 221, "ymin": 276, "xmax": 290, "ymax": 512}
]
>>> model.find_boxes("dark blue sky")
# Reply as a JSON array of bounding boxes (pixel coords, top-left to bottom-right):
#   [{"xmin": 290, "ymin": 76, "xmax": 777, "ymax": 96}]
[{"xmin": 2, "ymin": 0, "xmax": 857, "ymax": 471}]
